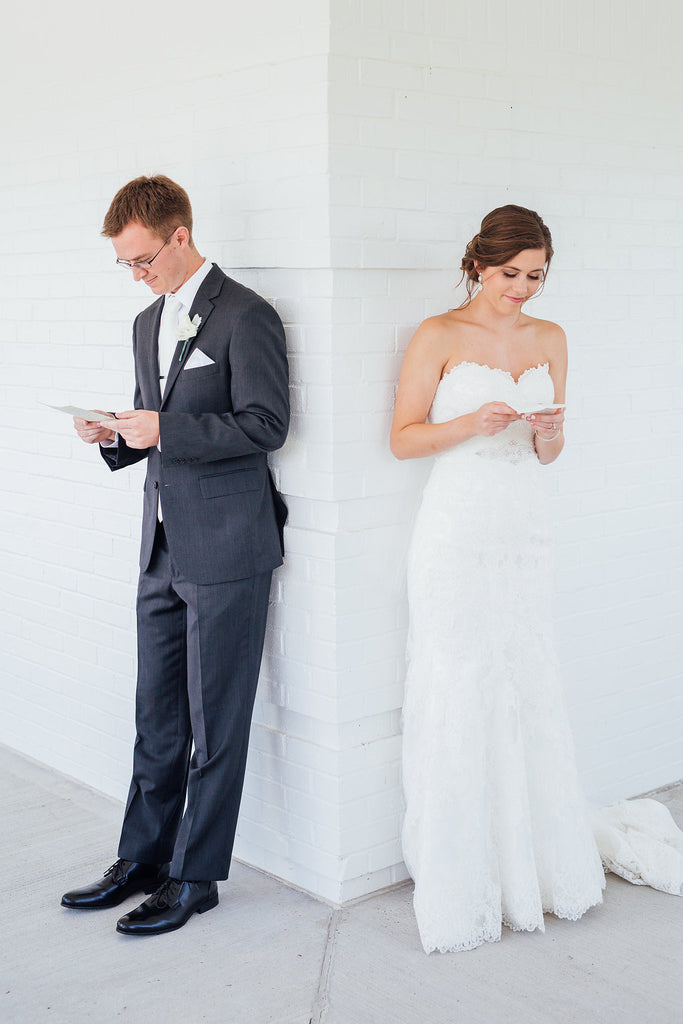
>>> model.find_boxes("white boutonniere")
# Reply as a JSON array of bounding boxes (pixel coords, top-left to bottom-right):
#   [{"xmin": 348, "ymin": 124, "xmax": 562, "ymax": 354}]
[{"xmin": 178, "ymin": 314, "xmax": 202, "ymax": 362}]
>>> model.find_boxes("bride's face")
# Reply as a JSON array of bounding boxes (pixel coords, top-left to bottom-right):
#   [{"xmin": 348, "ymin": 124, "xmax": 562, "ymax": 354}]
[{"xmin": 478, "ymin": 248, "xmax": 547, "ymax": 311}]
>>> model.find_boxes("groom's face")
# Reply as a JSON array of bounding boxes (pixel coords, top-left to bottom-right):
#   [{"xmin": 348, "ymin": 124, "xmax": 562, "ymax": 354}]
[{"xmin": 112, "ymin": 221, "xmax": 184, "ymax": 295}]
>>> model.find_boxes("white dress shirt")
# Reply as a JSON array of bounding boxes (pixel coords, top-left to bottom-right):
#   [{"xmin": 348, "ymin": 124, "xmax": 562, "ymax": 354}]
[{"xmin": 159, "ymin": 257, "xmax": 213, "ymax": 386}]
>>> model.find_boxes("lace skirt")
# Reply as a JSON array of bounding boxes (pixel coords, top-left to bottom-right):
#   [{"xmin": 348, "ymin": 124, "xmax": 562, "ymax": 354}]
[{"xmin": 402, "ymin": 450, "xmax": 606, "ymax": 953}]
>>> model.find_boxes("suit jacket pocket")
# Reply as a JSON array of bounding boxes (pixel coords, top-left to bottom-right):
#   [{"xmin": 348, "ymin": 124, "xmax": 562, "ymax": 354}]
[
  {"xmin": 199, "ymin": 468, "xmax": 259, "ymax": 498},
  {"xmin": 182, "ymin": 362, "xmax": 220, "ymax": 378}
]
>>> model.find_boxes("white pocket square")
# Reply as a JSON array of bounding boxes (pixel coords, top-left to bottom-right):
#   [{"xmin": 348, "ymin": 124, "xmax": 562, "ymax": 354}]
[{"xmin": 183, "ymin": 348, "xmax": 215, "ymax": 369}]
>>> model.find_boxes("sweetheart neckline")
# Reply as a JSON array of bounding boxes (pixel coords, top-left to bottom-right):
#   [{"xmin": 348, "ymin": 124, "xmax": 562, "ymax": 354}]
[{"xmin": 440, "ymin": 361, "xmax": 550, "ymax": 387}]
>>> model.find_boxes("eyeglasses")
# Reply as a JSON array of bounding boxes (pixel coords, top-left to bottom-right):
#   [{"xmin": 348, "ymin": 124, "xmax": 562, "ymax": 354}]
[{"xmin": 116, "ymin": 230, "xmax": 176, "ymax": 270}]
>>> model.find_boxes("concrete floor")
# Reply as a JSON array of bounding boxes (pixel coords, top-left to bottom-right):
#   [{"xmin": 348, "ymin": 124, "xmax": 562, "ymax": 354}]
[{"xmin": 2, "ymin": 744, "xmax": 682, "ymax": 1024}]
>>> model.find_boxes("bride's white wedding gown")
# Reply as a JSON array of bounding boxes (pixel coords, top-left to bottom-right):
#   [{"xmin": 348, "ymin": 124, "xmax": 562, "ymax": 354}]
[{"xmin": 401, "ymin": 361, "xmax": 683, "ymax": 954}]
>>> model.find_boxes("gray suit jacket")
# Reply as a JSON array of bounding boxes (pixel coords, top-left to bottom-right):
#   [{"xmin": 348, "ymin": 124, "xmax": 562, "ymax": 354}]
[{"xmin": 102, "ymin": 264, "xmax": 289, "ymax": 584}]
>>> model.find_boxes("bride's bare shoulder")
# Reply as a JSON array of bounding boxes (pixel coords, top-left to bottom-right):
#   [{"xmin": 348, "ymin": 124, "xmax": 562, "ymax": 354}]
[
  {"xmin": 404, "ymin": 310, "xmax": 468, "ymax": 371},
  {"xmin": 524, "ymin": 314, "xmax": 567, "ymax": 350},
  {"xmin": 522, "ymin": 314, "xmax": 567, "ymax": 376},
  {"xmin": 412, "ymin": 309, "xmax": 469, "ymax": 346},
  {"xmin": 542, "ymin": 320, "xmax": 567, "ymax": 363}
]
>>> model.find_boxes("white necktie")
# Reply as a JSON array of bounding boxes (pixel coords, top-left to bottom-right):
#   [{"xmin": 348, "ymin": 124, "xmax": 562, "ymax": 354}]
[{"xmin": 159, "ymin": 295, "xmax": 183, "ymax": 387}]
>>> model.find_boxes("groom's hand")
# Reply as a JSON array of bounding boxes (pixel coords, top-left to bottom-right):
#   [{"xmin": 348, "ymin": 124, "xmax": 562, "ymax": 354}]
[
  {"xmin": 73, "ymin": 414, "xmax": 116, "ymax": 445},
  {"xmin": 100, "ymin": 410, "xmax": 159, "ymax": 449}
]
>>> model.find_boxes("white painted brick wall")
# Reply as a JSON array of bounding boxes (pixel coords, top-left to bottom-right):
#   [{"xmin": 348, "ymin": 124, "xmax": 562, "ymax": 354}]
[
  {"xmin": 0, "ymin": 4, "xmax": 339, "ymax": 893},
  {"xmin": 321, "ymin": 0, "xmax": 683, "ymax": 899},
  {"xmin": 2, "ymin": 0, "xmax": 682, "ymax": 905}
]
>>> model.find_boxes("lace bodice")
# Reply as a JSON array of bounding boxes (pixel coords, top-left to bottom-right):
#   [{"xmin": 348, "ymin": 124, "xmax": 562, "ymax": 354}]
[{"xmin": 430, "ymin": 361, "xmax": 555, "ymax": 463}]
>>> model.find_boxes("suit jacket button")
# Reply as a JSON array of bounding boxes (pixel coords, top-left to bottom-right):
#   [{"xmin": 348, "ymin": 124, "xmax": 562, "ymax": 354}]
[{"xmin": 153, "ymin": 481, "xmax": 159, "ymax": 489}]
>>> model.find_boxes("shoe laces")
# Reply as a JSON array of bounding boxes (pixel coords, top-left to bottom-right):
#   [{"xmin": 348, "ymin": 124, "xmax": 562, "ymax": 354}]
[
  {"xmin": 147, "ymin": 877, "xmax": 183, "ymax": 908},
  {"xmin": 105, "ymin": 858, "xmax": 134, "ymax": 883}
]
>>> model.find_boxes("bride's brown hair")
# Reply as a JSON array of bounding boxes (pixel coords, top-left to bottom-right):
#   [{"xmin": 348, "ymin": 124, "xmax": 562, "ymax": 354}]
[{"xmin": 459, "ymin": 205, "xmax": 553, "ymax": 303}]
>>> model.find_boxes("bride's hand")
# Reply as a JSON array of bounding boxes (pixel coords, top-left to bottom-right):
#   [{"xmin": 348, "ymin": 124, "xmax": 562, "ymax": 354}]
[
  {"xmin": 525, "ymin": 407, "xmax": 565, "ymax": 440},
  {"xmin": 471, "ymin": 402, "xmax": 520, "ymax": 437}
]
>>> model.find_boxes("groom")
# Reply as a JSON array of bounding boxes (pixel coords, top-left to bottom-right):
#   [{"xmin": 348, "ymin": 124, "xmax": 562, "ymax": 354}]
[{"xmin": 62, "ymin": 175, "xmax": 289, "ymax": 935}]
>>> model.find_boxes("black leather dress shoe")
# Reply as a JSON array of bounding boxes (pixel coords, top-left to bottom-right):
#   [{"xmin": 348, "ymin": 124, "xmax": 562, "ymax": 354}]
[
  {"xmin": 61, "ymin": 859, "xmax": 166, "ymax": 910},
  {"xmin": 116, "ymin": 878, "xmax": 219, "ymax": 935}
]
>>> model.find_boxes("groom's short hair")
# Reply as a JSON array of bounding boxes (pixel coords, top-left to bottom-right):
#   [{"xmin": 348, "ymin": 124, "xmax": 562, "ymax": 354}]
[{"xmin": 102, "ymin": 175, "xmax": 194, "ymax": 244}]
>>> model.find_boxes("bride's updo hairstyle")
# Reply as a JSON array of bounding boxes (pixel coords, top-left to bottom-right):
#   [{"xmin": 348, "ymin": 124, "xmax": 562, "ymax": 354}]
[{"xmin": 460, "ymin": 205, "xmax": 553, "ymax": 303}]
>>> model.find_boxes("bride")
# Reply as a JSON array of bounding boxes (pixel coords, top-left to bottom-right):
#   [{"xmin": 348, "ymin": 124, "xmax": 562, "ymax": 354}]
[{"xmin": 390, "ymin": 205, "xmax": 682, "ymax": 954}]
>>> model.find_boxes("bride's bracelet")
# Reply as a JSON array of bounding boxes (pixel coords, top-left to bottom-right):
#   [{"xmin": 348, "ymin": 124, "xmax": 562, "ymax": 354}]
[{"xmin": 534, "ymin": 429, "xmax": 561, "ymax": 442}]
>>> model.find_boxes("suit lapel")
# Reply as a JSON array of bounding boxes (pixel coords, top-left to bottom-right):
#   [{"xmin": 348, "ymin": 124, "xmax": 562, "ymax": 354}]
[{"xmin": 160, "ymin": 265, "xmax": 224, "ymax": 409}]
